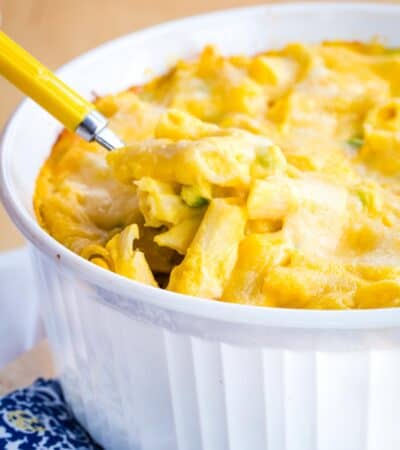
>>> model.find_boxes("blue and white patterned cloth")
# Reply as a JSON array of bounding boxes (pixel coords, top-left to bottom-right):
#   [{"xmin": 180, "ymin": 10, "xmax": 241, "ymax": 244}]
[{"xmin": 0, "ymin": 379, "xmax": 102, "ymax": 449}]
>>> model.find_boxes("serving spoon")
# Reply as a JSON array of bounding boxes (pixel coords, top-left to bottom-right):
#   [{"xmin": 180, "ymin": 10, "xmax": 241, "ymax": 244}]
[{"xmin": 0, "ymin": 31, "xmax": 124, "ymax": 151}]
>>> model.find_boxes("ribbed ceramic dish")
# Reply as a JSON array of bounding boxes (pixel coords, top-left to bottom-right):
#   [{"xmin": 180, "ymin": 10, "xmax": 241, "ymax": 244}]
[{"xmin": 2, "ymin": 4, "xmax": 400, "ymax": 450}]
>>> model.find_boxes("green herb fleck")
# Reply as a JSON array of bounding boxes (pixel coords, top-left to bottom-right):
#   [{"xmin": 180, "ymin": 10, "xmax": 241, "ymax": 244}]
[
  {"xmin": 357, "ymin": 190, "xmax": 368, "ymax": 207},
  {"xmin": 347, "ymin": 136, "xmax": 364, "ymax": 150},
  {"xmin": 181, "ymin": 186, "xmax": 210, "ymax": 208},
  {"xmin": 255, "ymin": 145, "xmax": 286, "ymax": 171},
  {"xmin": 354, "ymin": 185, "xmax": 382, "ymax": 214}
]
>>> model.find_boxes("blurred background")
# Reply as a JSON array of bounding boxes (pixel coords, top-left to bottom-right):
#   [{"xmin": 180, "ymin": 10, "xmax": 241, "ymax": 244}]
[{"xmin": 0, "ymin": 0, "xmax": 386, "ymax": 251}]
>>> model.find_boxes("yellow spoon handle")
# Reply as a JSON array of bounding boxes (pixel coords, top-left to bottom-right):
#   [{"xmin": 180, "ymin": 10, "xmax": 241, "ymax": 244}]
[
  {"xmin": 0, "ymin": 31, "xmax": 124, "ymax": 150},
  {"xmin": 0, "ymin": 30, "xmax": 94, "ymax": 131}
]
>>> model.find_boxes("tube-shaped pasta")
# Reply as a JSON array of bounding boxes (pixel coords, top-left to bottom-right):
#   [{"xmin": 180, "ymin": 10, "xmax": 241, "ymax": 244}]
[
  {"xmin": 107, "ymin": 132, "xmax": 270, "ymax": 188},
  {"xmin": 80, "ymin": 244, "xmax": 112, "ymax": 270},
  {"xmin": 106, "ymin": 224, "xmax": 157, "ymax": 286},
  {"xmin": 360, "ymin": 99, "xmax": 400, "ymax": 175},
  {"xmin": 155, "ymin": 109, "xmax": 223, "ymax": 140},
  {"xmin": 167, "ymin": 199, "xmax": 246, "ymax": 299},
  {"xmin": 154, "ymin": 215, "xmax": 203, "ymax": 255},
  {"xmin": 222, "ymin": 234, "xmax": 291, "ymax": 305}
]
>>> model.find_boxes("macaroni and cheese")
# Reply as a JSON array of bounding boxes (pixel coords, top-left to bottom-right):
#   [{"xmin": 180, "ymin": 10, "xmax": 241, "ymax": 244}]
[{"xmin": 35, "ymin": 41, "xmax": 400, "ymax": 308}]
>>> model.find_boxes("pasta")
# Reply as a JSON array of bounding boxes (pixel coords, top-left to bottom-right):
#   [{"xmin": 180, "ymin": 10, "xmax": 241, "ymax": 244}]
[{"xmin": 34, "ymin": 41, "xmax": 400, "ymax": 309}]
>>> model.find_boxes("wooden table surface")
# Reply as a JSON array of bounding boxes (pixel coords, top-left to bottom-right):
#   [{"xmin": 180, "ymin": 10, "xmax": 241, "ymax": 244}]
[{"xmin": 0, "ymin": 0, "xmax": 397, "ymax": 395}]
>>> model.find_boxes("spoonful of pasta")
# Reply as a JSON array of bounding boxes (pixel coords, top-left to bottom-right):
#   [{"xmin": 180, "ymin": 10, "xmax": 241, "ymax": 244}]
[{"xmin": 0, "ymin": 31, "xmax": 124, "ymax": 150}]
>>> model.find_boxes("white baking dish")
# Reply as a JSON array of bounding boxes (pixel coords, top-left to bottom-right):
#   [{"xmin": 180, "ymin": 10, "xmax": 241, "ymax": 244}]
[{"xmin": 2, "ymin": 3, "xmax": 400, "ymax": 449}]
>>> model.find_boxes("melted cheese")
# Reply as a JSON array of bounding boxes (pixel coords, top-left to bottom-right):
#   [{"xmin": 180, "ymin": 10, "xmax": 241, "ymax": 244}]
[{"xmin": 35, "ymin": 41, "xmax": 400, "ymax": 309}]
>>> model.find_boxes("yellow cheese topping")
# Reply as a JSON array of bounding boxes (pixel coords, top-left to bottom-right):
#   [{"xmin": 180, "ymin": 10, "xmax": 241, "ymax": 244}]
[{"xmin": 34, "ymin": 41, "xmax": 400, "ymax": 309}]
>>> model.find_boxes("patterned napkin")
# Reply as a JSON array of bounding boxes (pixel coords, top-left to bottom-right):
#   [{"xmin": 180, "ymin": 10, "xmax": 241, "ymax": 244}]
[{"xmin": 0, "ymin": 379, "xmax": 102, "ymax": 449}]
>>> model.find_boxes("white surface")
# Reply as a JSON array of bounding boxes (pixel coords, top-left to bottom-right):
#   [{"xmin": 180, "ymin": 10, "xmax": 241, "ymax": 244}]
[
  {"xmin": 0, "ymin": 247, "xmax": 43, "ymax": 368},
  {"xmin": 2, "ymin": 3, "xmax": 400, "ymax": 449}
]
